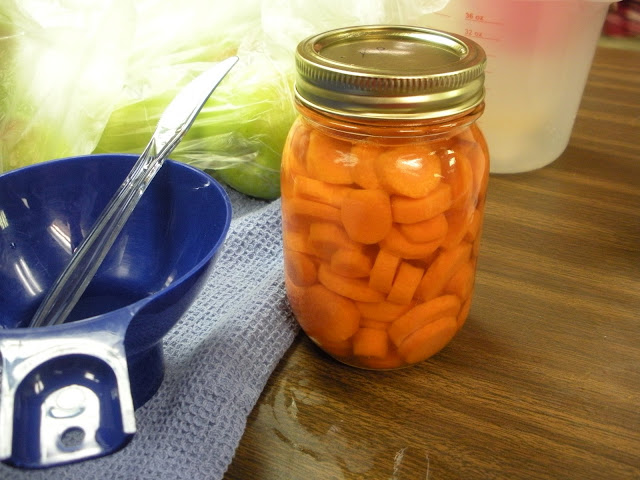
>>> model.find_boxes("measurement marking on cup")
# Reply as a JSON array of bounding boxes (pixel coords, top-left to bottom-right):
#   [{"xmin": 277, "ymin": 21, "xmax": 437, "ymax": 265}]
[
  {"xmin": 463, "ymin": 29, "xmax": 501, "ymax": 42},
  {"xmin": 465, "ymin": 12, "xmax": 504, "ymax": 26}
]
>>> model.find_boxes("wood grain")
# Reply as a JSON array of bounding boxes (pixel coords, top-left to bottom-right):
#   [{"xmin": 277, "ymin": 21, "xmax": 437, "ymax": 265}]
[{"xmin": 224, "ymin": 47, "xmax": 640, "ymax": 480}]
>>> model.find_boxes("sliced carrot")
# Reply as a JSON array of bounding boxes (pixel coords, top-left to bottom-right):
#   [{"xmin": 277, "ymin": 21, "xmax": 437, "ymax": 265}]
[
  {"xmin": 440, "ymin": 149, "xmax": 474, "ymax": 211},
  {"xmin": 397, "ymin": 316, "xmax": 458, "ymax": 364},
  {"xmin": 398, "ymin": 213, "xmax": 448, "ymax": 243},
  {"xmin": 391, "ymin": 183, "xmax": 452, "ymax": 224},
  {"xmin": 380, "ymin": 227, "xmax": 442, "ymax": 260},
  {"xmin": 306, "ymin": 129, "xmax": 354, "ymax": 184},
  {"xmin": 388, "ymin": 294, "xmax": 461, "ymax": 347},
  {"xmin": 444, "ymin": 260, "xmax": 475, "ymax": 302},
  {"xmin": 283, "ymin": 230, "xmax": 316, "ymax": 256},
  {"xmin": 285, "ymin": 251, "xmax": 318, "ymax": 286},
  {"xmin": 341, "ymin": 189, "xmax": 392, "ymax": 244},
  {"xmin": 330, "ymin": 247, "xmax": 373, "ymax": 278},
  {"xmin": 441, "ymin": 207, "xmax": 473, "ymax": 250},
  {"xmin": 386, "ymin": 262, "xmax": 425, "ymax": 305},
  {"xmin": 356, "ymin": 300, "xmax": 413, "ymax": 322},
  {"xmin": 308, "ymin": 222, "xmax": 358, "ymax": 259},
  {"xmin": 318, "ymin": 263, "xmax": 386, "ymax": 303},
  {"xmin": 360, "ymin": 318, "xmax": 390, "ymax": 330},
  {"xmin": 376, "ymin": 145, "xmax": 442, "ymax": 198},
  {"xmin": 286, "ymin": 197, "xmax": 341, "ymax": 223},
  {"xmin": 292, "ymin": 283, "xmax": 360, "ymax": 343},
  {"xmin": 351, "ymin": 142, "xmax": 383, "ymax": 189},
  {"xmin": 416, "ymin": 242, "xmax": 472, "ymax": 301},
  {"xmin": 368, "ymin": 249, "xmax": 401, "ymax": 294},
  {"xmin": 293, "ymin": 175, "xmax": 350, "ymax": 207},
  {"xmin": 352, "ymin": 328, "xmax": 389, "ymax": 358}
]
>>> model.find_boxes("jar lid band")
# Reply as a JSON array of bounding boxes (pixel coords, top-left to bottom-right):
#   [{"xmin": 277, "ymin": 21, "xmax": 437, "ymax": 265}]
[{"xmin": 295, "ymin": 25, "xmax": 487, "ymax": 120}]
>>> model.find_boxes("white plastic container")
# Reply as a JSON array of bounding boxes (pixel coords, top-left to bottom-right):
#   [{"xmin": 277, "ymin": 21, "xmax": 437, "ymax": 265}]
[{"xmin": 420, "ymin": 0, "xmax": 614, "ymax": 173}]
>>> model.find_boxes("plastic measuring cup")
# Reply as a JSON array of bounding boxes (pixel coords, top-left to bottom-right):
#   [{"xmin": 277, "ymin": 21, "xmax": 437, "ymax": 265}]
[{"xmin": 420, "ymin": 0, "xmax": 615, "ymax": 173}]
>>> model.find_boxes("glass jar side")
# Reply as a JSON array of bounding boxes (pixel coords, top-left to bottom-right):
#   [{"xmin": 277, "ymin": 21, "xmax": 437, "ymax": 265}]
[{"xmin": 280, "ymin": 104, "xmax": 489, "ymax": 369}]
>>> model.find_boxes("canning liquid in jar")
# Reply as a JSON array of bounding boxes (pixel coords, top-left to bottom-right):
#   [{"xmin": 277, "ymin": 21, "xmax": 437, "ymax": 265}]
[{"xmin": 281, "ymin": 26, "xmax": 489, "ymax": 369}]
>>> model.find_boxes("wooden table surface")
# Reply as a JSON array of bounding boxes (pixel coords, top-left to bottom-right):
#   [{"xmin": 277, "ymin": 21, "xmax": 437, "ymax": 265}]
[{"xmin": 224, "ymin": 46, "xmax": 640, "ymax": 480}]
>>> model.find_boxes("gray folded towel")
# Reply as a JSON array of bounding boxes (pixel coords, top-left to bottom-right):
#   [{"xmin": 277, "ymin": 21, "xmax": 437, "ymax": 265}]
[{"xmin": 1, "ymin": 191, "xmax": 299, "ymax": 480}]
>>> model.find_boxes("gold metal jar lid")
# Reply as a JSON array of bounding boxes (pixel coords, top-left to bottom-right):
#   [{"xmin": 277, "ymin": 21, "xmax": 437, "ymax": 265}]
[{"xmin": 295, "ymin": 25, "xmax": 486, "ymax": 120}]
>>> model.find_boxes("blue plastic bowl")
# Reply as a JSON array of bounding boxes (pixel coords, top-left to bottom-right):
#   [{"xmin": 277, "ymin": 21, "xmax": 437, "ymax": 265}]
[{"xmin": 0, "ymin": 154, "xmax": 231, "ymax": 468}]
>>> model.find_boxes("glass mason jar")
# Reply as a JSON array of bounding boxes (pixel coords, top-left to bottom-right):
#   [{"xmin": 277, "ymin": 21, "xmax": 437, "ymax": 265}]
[{"xmin": 281, "ymin": 26, "xmax": 489, "ymax": 369}]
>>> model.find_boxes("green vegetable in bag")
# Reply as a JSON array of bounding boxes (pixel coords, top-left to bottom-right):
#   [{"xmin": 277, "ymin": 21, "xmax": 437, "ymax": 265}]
[{"xmin": 94, "ymin": 51, "xmax": 295, "ymax": 200}]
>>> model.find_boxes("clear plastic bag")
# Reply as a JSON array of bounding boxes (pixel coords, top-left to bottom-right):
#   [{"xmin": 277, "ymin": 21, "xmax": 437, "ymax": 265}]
[
  {"xmin": 0, "ymin": 0, "xmax": 449, "ymax": 199},
  {"xmin": 0, "ymin": 0, "xmax": 134, "ymax": 172}
]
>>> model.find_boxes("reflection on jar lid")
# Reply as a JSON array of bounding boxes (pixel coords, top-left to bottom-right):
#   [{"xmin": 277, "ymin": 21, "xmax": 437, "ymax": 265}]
[{"xmin": 295, "ymin": 25, "xmax": 487, "ymax": 120}]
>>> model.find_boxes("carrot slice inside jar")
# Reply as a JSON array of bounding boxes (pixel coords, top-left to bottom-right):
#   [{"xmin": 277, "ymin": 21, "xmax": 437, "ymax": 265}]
[
  {"xmin": 341, "ymin": 188, "xmax": 393, "ymax": 244},
  {"xmin": 306, "ymin": 129, "xmax": 354, "ymax": 185},
  {"xmin": 377, "ymin": 145, "xmax": 442, "ymax": 198}
]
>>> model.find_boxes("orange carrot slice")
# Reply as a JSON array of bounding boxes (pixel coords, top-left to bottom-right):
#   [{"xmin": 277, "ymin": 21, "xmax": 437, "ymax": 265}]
[
  {"xmin": 441, "ymin": 207, "xmax": 473, "ymax": 250},
  {"xmin": 330, "ymin": 247, "xmax": 373, "ymax": 278},
  {"xmin": 293, "ymin": 283, "xmax": 360, "ymax": 343},
  {"xmin": 341, "ymin": 189, "xmax": 392, "ymax": 244},
  {"xmin": 368, "ymin": 249, "xmax": 401, "ymax": 294},
  {"xmin": 293, "ymin": 175, "xmax": 350, "ymax": 207},
  {"xmin": 386, "ymin": 262, "xmax": 425, "ymax": 305},
  {"xmin": 285, "ymin": 251, "xmax": 318, "ymax": 287},
  {"xmin": 376, "ymin": 145, "xmax": 442, "ymax": 198},
  {"xmin": 318, "ymin": 263, "xmax": 386, "ymax": 303},
  {"xmin": 293, "ymin": 175, "xmax": 350, "ymax": 208},
  {"xmin": 308, "ymin": 222, "xmax": 358, "ymax": 259},
  {"xmin": 444, "ymin": 260, "xmax": 475, "ymax": 302},
  {"xmin": 380, "ymin": 227, "xmax": 442, "ymax": 260},
  {"xmin": 287, "ymin": 197, "xmax": 341, "ymax": 223},
  {"xmin": 398, "ymin": 213, "xmax": 448, "ymax": 243},
  {"xmin": 356, "ymin": 300, "xmax": 413, "ymax": 322},
  {"xmin": 351, "ymin": 142, "xmax": 383, "ymax": 189},
  {"xmin": 352, "ymin": 328, "xmax": 389, "ymax": 358},
  {"xmin": 306, "ymin": 129, "xmax": 354, "ymax": 184},
  {"xmin": 388, "ymin": 294, "xmax": 461, "ymax": 347},
  {"xmin": 283, "ymin": 230, "xmax": 316, "ymax": 256},
  {"xmin": 391, "ymin": 183, "xmax": 452, "ymax": 224},
  {"xmin": 397, "ymin": 316, "xmax": 458, "ymax": 364},
  {"xmin": 416, "ymin": 242, "xmax": 472, "ymax": 301}
]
